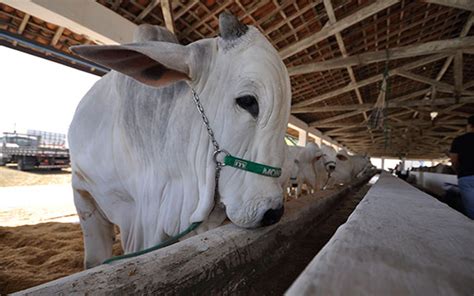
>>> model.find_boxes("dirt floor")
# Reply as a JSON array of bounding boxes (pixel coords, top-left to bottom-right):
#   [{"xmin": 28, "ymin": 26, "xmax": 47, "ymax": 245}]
[
  {"xmin": 0, "ymin": 223, "xmax": 123, "ymax": 294},
  {"xmin": 0, "ymin": 165, "xmax": 71, "ymax": 187},
  {"xmin": 246, "ymin": 183, "xmax": 372, "ymax": 295}
]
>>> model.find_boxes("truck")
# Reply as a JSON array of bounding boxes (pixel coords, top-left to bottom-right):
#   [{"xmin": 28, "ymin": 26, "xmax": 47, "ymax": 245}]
[{"xmin": 0, "ymin": 131, "xmax": 70, "ymax": 171}]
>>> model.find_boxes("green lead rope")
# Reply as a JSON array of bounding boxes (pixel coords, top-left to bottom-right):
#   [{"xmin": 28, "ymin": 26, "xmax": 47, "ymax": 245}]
[{"xmin": 103, "ymin": 222, "xmax": 201, "ymax": 264}]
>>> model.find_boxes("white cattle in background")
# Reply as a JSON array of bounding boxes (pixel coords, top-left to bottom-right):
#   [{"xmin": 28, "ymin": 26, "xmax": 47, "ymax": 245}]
[
  {"xmin": 330, "ymin": 150, "xmax": 372, "ymax": 186},
  {"xmin": 279, "ymin": 145, "xmax": 302, "ymax": 198},
  {"xmin": 69, "ymin": 13, "xmax": 291, "ymax": 268},
  {"xmin": 292, "ymin": 143, "xmax": 338, "ymax": 193}
]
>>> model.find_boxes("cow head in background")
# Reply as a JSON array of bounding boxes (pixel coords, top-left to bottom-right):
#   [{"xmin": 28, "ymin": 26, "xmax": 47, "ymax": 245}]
[
  {"xmin": 331, "ymin": 149, "xmax": 353, "ymax": 185},
  {"xmin": 295, "ymin": 142, "xmax": 322, "ymax": 190},
  {"xmin": 71, "ymin": 13, "xmax": 291, "ymax": 229}
]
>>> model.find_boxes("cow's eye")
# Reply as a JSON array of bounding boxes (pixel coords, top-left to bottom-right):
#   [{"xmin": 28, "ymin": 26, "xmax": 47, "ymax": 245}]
[{"xmin": 236, "ymin": 95, "xmax": 259, "ymax": 118}]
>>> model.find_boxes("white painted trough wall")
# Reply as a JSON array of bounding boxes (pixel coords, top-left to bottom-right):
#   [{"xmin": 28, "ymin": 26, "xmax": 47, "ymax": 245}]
[
  {"xmin": 15, "ymin": 175, "xmax": 374, "ymax": 295},
  {"xmin": 286, "ymin": 172, "xmax": 474, "ymax": 296},
  {"xmin": 410, "ymin": 171, "xmax": 457, "ymax": 196}
]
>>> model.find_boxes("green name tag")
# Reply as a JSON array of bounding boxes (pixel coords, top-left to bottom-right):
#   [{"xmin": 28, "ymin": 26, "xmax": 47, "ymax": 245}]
[{"xmin": 224, "ymin": 155, "xmax": 282, "ymax": 178}]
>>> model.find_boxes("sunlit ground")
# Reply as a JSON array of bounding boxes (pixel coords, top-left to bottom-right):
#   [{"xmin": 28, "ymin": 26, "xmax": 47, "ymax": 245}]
[{"xmin": 0, "ymin": 184, "xmax": 78, "ymax": 227}]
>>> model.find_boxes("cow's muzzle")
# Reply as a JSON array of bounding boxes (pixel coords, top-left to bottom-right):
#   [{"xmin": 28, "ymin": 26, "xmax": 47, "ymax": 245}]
[{"xmin": 261, "ymin": 206, "xmax": 284, "ymax": 226}]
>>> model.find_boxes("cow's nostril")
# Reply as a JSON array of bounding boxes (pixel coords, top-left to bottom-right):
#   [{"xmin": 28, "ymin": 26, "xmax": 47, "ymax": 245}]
[
  {"xmin": 261, "ymin": 206, "xmax": 284, "ymax": 226},
  {"xmin": 328, "ymin": 165, "xmax": 335, "ymax": 171}
]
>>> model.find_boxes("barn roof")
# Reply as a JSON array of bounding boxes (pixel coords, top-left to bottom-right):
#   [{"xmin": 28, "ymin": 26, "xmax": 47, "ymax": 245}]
[{"xmin": 1, "ymin": 0, "xmax": 473, "ymax": 159}]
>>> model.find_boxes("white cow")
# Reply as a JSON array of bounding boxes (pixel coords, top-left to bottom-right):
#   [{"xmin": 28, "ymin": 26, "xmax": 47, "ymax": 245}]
[
  {"xmin": 279, "ymin": 145, "xmax": 302, "ymax": 198},
  {"xmin": 330, "ymin": 150, "xmax": 372, "ymax": 186},
  {"xmin": 69, "ymin": 13, "xmax": 291, "ymax": 268},
  {"xmin": 292, "ymin": 143, "xmax": 338, "ymax": 193}
]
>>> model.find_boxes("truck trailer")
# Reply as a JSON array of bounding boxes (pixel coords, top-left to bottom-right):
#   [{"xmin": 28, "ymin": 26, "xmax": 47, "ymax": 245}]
[{"xmin": 0, "ymin": 131, "xmax": 70, "ymax": 171}]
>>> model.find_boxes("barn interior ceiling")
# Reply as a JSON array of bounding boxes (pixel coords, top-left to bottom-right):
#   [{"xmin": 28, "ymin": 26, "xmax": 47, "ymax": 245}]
[{"xmin": 1, "ymin": 0, "xmax": 473, "ymax": 159}]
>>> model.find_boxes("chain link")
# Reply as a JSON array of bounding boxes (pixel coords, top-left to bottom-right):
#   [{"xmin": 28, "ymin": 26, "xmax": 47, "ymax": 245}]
[
  {"xmin": 190, "ymin": 88, "xmax": 226, "ymax": 196},
  {"xmin": 191, "ymin": 89, "xmax": 221, "ymax": 152}
]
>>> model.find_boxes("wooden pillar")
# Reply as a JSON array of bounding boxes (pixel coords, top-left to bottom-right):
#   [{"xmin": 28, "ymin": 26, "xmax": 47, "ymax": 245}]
[{"xmin": 298, "ymin": 129, "xmax": 308, "ymax": 147}]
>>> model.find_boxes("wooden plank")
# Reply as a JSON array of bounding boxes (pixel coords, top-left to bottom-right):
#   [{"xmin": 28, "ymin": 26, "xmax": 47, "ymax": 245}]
[
  {"xmin": 279, "ymin": 0, "xmax": 399, "ymax": 59},
  {"xmin": 292, "ymin": 96, "xmax": 474, "ymax": 113},
  {"xmin": 160, "ymin": 0, "xmax": 175, "ymax": 34},
  {"xmin": 310, "ymin": 109, "xmax": 370, "ymax": 127},
  {"xmin": 292, "ymin": 54, "xmax": 448, "ymax": 108},
  {"xmin": 50, "ymin": 26, "xmax": 64, "ymax": 46},
  {"xmin": 17, "ymin": 13, "xmax": 30, "ymax": 34},
  {"xmin": 135, "ymin": 0, "xmax": 160, "ymax": 22},
  {"xmin": 288, "ymin": 36, "xmax": 474, "ymax": 76},
  {"xmin": 396, "ymin": 69, "xmax": 473, "ymax": 95},
  {"xmin": 323, "ymin": 0, "xmax": 370, "ymax": 128},
  {"xmin": 454, "ymin": 51, "xmax": 463, "ymax": 94},
  {"xmin": 311, "ymin": 119, "xmax": 467, "ymax": 129},
  {"xmin": 422, "ymin": 0, "xmax": 474, "ymax": 11}
]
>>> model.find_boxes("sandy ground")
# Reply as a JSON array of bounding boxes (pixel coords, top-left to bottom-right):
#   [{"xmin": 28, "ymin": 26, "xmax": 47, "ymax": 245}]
[
  {"xmin": 0, "ymin": 165, "xmax": 71, "ymax": 187},
  {"xmin": 0, "ymin": 223, "xmax": 123, "ymax": 294}
]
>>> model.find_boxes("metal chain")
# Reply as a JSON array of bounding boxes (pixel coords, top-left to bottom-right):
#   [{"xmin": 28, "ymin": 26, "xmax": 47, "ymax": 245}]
[
  {"xmin": 190, "ymin": 88, "xmax": 228, "ymax": 197},
  {"xmin": 191, "ymin": 88, "xmax": 220, "ymax": 153}
]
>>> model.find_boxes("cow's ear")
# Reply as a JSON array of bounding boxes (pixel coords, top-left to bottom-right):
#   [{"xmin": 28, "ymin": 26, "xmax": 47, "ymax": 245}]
[
  {"xmin": 71, "ymin": 42, "xmax": 192, "ymax": 88},
  {"xmin": 337, "ymin": 154, "xmax": 348, "ymax": 161}
]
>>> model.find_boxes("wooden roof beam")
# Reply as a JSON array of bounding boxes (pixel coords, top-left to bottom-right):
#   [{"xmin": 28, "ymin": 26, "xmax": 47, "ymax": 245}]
[
  {"xmin": 396, "ymin": 69, "xmax": 474, "ymax": 95},
  {"xmin": 421, "ymin": 0, "xmax": 474, "ymax": 11},
  {"xmin": 310, "ymin": 109, "xmax": 369, "ymax": 127},
  {"xmin": 312, "ymin": 119, "xmax": 467, "ymax": 129},
  {"xmin": 50, "ymin": 26, "xmax": 64, "ymax": 46},
  {"xmin": 292, "ymin": 53, "xmax": 448, "ymax": 108},
  {"xmin": 288, "ymin": 36, "xmax": 474, "ymax": 76},
  {"xmin": 135, "ymin": 0, "xmax": 160, "ymax": 22},
  {"xmin": 160, "ymin": 0, "xmax": 175, "ymax": 34},
  {"xmin": 454, "ymin": 51, "xmax": 463, "ymax": 94},
  {"xmin": 17, "ymin": 13, "xmax": 30, "ymax": 34},
  {"xmin": 293, "ymin": 95, "xmax": 474, "ymax": 113},
  {"xmin": 279, "ymin": 0, "xmax": 399, "ymax": 59},
  {"xmin": 323, "ymin": 0, "xmax": 371, "ymax": 141}
]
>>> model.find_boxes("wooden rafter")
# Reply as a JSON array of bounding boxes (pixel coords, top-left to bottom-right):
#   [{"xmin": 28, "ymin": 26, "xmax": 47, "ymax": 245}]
[
  {"xmin": 17, "ymin": 13, "xmax": 30, "ymax": 34},
  {"xmin": 160, "ymin": 0, "xmax": 175, "ymax": 34},
  {"xmin": 396, "ymin": 69, "xmax": 474, "ymax": 95},
  {"xmin": 135, "ymin": 0, "xmax": 160, "ymax": 22},
  {"xmin": 288, "ymin": 36, "xmax": 474, "ymax": 76},
  {"xmin": 422, "ymin": 0, "xmax": 474, "ymax": 12},
  {"xmin": 50, "ymin": 26, "xmax": 64, "ymax": 46},
  {"xmin": 279, "ymin": 0, "xmax": 400, "ymax": 59},
  {"xmin": 293, "ymin": 96, "xmax": 474, "ymax": 113},
  {"xmin": 323, "ymin": 0, "xmax": 371, "ymax": 145},
  {"xmin": 292, "ymin": 53, "xmax": 448, "ymax": 109}
]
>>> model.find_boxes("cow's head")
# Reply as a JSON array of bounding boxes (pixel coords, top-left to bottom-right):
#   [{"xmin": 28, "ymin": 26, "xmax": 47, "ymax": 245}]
[
  {"xmin": 71, "ymin": 13, "xmax": 291, "ymax": 229},
  {"xmin": 296, "ymin": 142, "xmax": 322, "ymax": 189},
  {"xmin": 320, "ymin": 144, "xmax": 338, "ymax": 173}
]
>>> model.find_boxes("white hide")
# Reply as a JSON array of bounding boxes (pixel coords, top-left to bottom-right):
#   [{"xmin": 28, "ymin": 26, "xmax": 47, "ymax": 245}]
[
  {"xmin": 330, "ymin": 149, "xmax": 353, "ymax": 186},
  {"xmin": 279, "ymin": 145, "xmax": 302, "ymax": 197},
  {"xmin": 315, "ymin": 144, "xmax": 338, "ymax": 190},
  {"xmin": 296, "ymin": 142, "xmax": 322, "ymax": 192},
  {"xmin": 330, "ymin": 151, "xmax": 372, "ymax": 186},
  {"xmin": 69, "ymin": 17, "xmax": 291, "ymax": 268}
]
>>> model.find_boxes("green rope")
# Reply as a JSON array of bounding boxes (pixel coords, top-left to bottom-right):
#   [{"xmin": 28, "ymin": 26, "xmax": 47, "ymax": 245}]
[{"xmin": 102, "ymin": 222, "xmax": 201, "ymax": 264}]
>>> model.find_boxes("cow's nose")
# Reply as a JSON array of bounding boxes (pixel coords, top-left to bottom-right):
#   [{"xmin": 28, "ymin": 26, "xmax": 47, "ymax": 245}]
[
  {"xmin": 328, "ymin": 164, "xmax": 336, "ymax": 171},
  {"xmin": 261, "ymin": 206, "xmax": 284, "ymax": 226}
]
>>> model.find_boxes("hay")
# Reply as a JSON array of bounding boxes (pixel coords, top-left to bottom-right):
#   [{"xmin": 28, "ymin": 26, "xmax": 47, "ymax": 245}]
[{"xmin": 0, "ymin": 222, "xmax": 122, "ymax": 294}]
